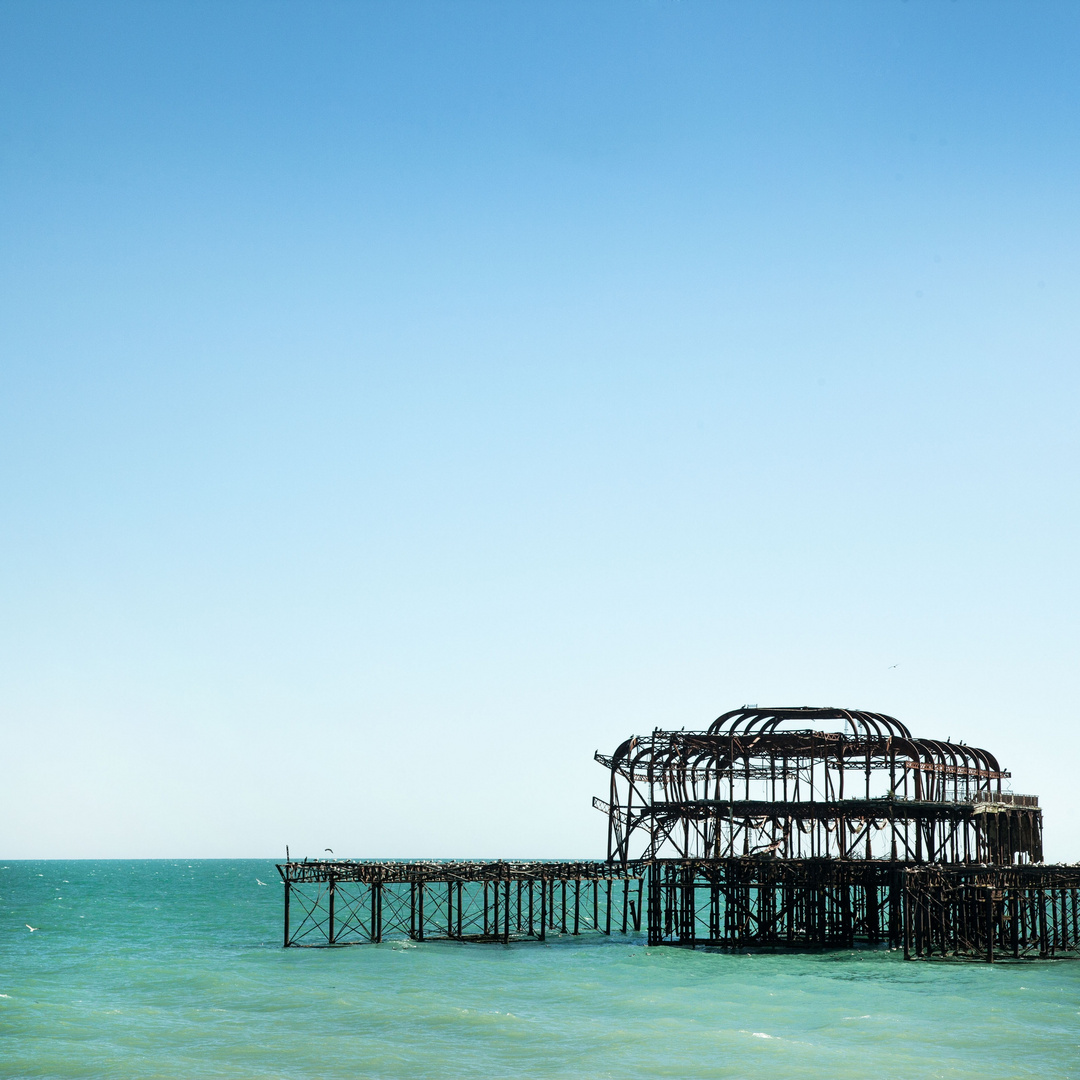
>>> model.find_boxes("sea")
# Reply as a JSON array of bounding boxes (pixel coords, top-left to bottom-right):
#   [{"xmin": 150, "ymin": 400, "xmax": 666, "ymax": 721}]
[{"xmin": 1, "ymin": 861, "xmax": 1077, "ymax": 1079}]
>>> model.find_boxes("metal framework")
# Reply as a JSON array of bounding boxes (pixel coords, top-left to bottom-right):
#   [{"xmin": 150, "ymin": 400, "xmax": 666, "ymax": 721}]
[
  {"xmin": 279, "ymin": 704, "xmax": 1075, "ymax": 961},
  {"xmin": 280, "ymin": 861, "xmax": 644, "ymax": 947},
  {"xmin": 644, "ymin": 858, "xmax": 1080, "ymax": 960},
  {"xmin": 597, "ymin": 707, "xmax": 1043, "ymax": 865}
]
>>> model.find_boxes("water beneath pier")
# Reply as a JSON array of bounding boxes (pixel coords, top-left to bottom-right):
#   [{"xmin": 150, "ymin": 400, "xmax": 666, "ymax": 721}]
[{"xmin": 2, "ymin": 861, "xmax": 1077, "ymax": 1079}]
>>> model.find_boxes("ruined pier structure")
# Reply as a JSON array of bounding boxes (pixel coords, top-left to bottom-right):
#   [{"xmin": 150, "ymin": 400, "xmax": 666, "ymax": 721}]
[{"xmin": 280, "ymin": 707, "xmax": 1079, "ymax": 959}]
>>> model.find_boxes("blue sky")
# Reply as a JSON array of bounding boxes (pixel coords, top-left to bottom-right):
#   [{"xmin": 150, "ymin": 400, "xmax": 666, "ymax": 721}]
[{"xmin": 2, "ymin": 1, "xmax": 1078, "ymax": 859}]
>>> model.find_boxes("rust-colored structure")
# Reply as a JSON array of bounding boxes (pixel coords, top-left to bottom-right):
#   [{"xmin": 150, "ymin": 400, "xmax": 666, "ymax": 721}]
[
  {"xmin": 596, "ymin": 706, "xmax": 1043, "ymax": 866},
  {"xmin": 279, "ymin": 704, "xmax": 1075, "ymax": 960}
]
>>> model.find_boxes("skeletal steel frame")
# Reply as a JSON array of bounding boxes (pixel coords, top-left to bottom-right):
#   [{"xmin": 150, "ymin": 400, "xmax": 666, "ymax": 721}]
[
  {"xmin": 280, "ymin": 861, "xmax": 644, "ymax": 947},
  {"xmin": 279, "ymin": 705, "xmax": 1074, "ymax": 960},
  {"xmin": 597, "ymin": 707, "xmax": 1042, "ymax": 865}
]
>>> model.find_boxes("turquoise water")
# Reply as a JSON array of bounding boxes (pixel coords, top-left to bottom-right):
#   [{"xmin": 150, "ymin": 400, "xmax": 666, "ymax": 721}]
[{"xmin": 1, "ymin": 862, "xmax": 1077, "ymax": 1079}]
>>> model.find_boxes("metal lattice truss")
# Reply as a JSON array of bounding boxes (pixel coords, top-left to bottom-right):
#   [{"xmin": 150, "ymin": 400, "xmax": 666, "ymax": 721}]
[
  {"xmin": 597, "ymin": 707, "xmax": 1043, "ymax": 865},
  {"xmin": 279, "ymin": 860, "xmax": 646, "ymax": 947},
  {"xmin": 644, "ymin": 858, "xmax": 1080, "ymax": 959}
]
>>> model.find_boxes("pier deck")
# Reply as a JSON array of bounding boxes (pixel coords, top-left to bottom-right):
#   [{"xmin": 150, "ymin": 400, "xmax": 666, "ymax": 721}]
[
  {"xmin": 279, "ymin": 860, "xmax": 645, "ymax": 947},
  {"xmin": 281, "ymin": 705, "xmax": 1077, "ymax": 961},
  {"xmin": 279, "ymin": 857, "xmax": 1079, "ymax": 960}
]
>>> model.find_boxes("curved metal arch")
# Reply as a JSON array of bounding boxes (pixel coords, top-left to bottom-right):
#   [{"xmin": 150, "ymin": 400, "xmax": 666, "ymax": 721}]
[{"xmin": 707, "ymin": 706, "xmax": 913, "ymax": 741}]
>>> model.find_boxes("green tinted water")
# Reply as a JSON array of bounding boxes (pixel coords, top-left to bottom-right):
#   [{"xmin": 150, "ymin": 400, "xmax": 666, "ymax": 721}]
[{"xmin": 1, "ymin": 861, "xmax": 1077, "ymax": 1079}]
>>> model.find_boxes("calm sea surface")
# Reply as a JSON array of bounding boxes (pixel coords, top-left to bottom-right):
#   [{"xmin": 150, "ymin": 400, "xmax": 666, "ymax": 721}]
[{"xmin": 1, "ymin": 861, "xmax": 1077, "ymax": 1079}]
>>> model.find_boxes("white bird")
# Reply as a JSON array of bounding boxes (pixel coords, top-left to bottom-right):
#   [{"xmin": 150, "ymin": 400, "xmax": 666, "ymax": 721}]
[
  {"xmin": 25, "ymin": 924, "xmax": 38, "ymax": 932},
  {"xmin": 256, "ymin": 878, "xmax": 269, "ymax": 886}
]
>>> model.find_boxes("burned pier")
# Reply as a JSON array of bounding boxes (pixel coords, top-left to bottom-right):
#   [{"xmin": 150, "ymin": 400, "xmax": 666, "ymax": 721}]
[
  {"xmin": 281, "ymin": 860, "xmax": 644, "ymax": 947},
  {"xmin": 597, "ymin": 707, "xmax": 1042, "ymax": 865},
  {"xmin": 280, "ymin": 705, "xmax": 1078, "ymax": 960}
]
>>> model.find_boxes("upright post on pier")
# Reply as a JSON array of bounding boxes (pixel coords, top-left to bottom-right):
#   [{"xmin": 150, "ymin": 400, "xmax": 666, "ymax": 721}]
[
  {"xmin": 1011, "ymin": 890, "xmax": 1019, "ymax": 959},
  {"xmin": 283, "ymin": 879, "xmax": 291, "ymax": 948},
  {"xmin": 328, "ymin": 877, "xmax": 336, "ymax": 945},
  {"xmin": 647, "ymin": 865, "xmax": 661, "ymax": 945},
  {"xmin": 539, "ymin": 877, "xmax": 547, "ymax": 942},
  {"xmin": 902, "ymin": 874, "xmax": 911, "ymax": 961},
  {"xmin": 985, "ymin": 888, "xmax": 994, "ymax": 963}
]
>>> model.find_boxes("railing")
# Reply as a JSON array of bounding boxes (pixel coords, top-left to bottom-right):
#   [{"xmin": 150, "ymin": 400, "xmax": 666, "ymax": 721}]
[{"xmin": 971, "ymin": 791, "xmax": 1039, "ymax": 808}]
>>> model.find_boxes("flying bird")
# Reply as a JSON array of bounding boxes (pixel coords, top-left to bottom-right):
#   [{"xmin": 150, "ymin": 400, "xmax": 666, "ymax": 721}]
[
  {"xmin": 256, "ymin": 878, "xmax": 269, "ymax": 886},
  {"xmin": 324, "ymin": 848, "xmax": 334, "ymax": 854},
  {"xmin": 887, "ymin": 663, "xmax": 899, "ymax": 669},
  {"xmin": 25, "ymin": 924, "xmax": 38, "ymax": 932}
]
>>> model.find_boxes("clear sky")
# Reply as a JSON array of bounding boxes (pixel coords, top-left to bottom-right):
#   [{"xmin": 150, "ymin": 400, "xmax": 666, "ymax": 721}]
[{"xmin": 2, "ymin": 1, "xmax": 1078, "ymax": 861}]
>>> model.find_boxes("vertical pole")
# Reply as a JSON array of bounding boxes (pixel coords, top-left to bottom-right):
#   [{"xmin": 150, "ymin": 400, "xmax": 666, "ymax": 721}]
[
  {"xmin": 605, "ymin": 879, "xmax": 612, "ymax": 935},
  {"xmin": 1012, "ymin": 890, "xmax": 1019, "ymax": 959},
  {"xmin": 371, "ymin": 882, "xmax": 378, "ymax": 943},
  {"xmin": 283, "ymin": 879, "xmax": 291, "ymax": 948},
  {"xmin": 622, "ymin": 878, "xmax": 629, "ymax": 934},
  {"xmin": 986, "ymin": 888, "xmax": 995, "ymax": 963},
  {"xmin": 456, "ymin": 882, "xmax": 462, "ymax": 939},
  {"xmin": 539, "ymin": 877, "xmax": 547, "ymax": 942},
  {"xmin": 1051, "ymin": 890, "xmax": 1059, "ymax": 957},
  {"xmin": 573, "ymin": 879, "xmax": 580, "ymax": 935},
  {"xmin": 647, "ymin": 867, "xmax": 660, "ymax": 944},
  {"xmin": 448, "ymin": 881, "xmax": 453, "ymax": 938},
  {"xmin": 328, "ymin": 878, "xmax": 336, "ymax": 945},
  {"xmin": 418, "ymin": 881, "xmax": 425, "ymax": 942},
  {"xmin": 375, "ymin": 882, "xmax": 383, "ymax": 942},
  {"xmin": 903, "ymin": 873, "xmax": 911, "ymax": 961},
  {"xmin": 528, "ymin": 879, "xmax": 534, "ymax": 936},
  {"xmin": 504, "ymin": 878, "xmax": 510, "ymax": 944},
  {"xmin": 1038, "ymin": 888, "xmax": 1048, "ymax": 959}
]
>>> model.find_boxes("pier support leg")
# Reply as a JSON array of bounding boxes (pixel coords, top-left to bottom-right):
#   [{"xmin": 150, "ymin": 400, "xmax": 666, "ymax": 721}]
[
  {"xmin": 283, "ymin": 880, "xmax": 291, "ymax": 948},
  {"xmin": 328, "ymin": 878, "xmax": 336, "ymax": 945}
]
